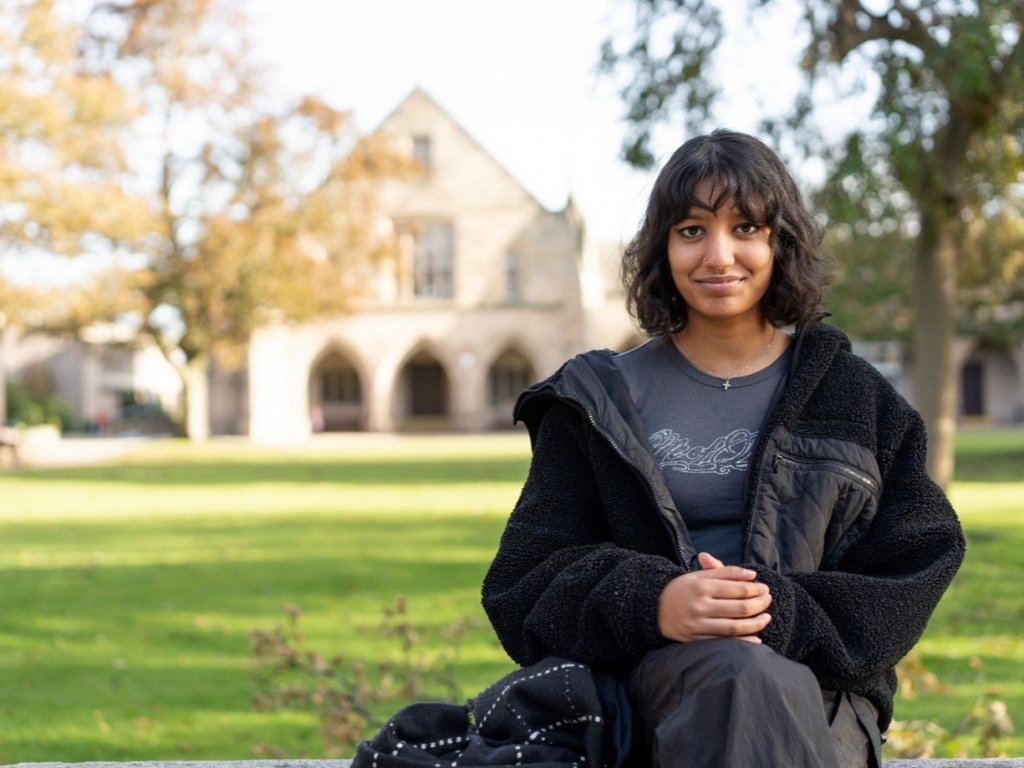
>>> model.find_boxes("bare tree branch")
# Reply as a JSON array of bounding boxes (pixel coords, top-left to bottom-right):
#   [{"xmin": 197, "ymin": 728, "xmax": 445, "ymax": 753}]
[{"xmin": 829, "ymin": 0, "xmax": 939, "ymax": 62}]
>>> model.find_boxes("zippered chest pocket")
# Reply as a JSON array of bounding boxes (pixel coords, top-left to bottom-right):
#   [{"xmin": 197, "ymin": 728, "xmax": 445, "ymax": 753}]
[
  {"xmin": 752, "ymin": 451, "xmax": 881, "ymax": 572},
  {"xmin": 773, "ymin": 453, "xmax": 879, "ymax": 494}
]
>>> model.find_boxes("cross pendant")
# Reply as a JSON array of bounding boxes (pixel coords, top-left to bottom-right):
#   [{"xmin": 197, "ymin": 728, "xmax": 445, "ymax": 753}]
[{"xmin": 723, "ymin": 380, "xmax": 731, "ymax": 391}]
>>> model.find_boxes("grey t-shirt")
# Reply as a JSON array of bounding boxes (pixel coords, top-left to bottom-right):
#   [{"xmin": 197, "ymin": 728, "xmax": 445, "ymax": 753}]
[{"xmin": 613, "ymin": 334, "xmax": 791, "ymax": 566}]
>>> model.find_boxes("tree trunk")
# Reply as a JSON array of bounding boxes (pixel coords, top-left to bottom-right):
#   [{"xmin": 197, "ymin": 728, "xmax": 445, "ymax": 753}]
[
  {"xmin": 183, "ymin": 354, "xmax": 211, "ymax": 443},
  {"xmin": 911, "ymin": 210, "xmax": 958, "ymax": 489}
]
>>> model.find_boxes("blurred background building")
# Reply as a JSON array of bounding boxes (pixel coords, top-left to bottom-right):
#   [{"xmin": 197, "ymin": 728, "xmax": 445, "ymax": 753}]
[
  {"xmin": 1, "ymin": 89, "xmax": 1021, "ymax": 441},
  {"xmin": 240, "ymin": 89, "xmax": 639, "ymax": 442}
]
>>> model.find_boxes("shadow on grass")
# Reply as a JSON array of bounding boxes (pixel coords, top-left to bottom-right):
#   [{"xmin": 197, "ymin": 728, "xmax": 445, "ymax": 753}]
[
  {"xmin": 953, "ymin": 450, "xmax": 1024, "ymax": 483},
  {"xmin": 954, "ymin": 429, "xmax": 1024, "ymax": 483},
  {"xmin": 0, "ymin": 656, "xmax": 517, "ymax": 762},
  {"xmin": 0, "ymin": 669, "xmax": 324, "ymax": 761},
  {"xmin": 13, "ymin": 457, "xmax": 531, "ymax": 486},
  {"xmin": 1, "ymin": 554, "xmax": 491, "ymax": 638},
  {"xmin": 2, "ymin": 513, "xmax": 504, "ymax": 618}
]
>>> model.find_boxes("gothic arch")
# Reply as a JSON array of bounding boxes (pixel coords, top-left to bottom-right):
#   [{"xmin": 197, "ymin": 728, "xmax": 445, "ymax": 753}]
[
  {"xmin": 486, "ymin": 345, "xmax": 537, "ymax": 429},
  {"xmin": 394, "ymin": 343, "xmax": 452, "ymax": 431},
  {"xmin": 307, "ymin": 343, "xmax": 367, "ymax": 432}
]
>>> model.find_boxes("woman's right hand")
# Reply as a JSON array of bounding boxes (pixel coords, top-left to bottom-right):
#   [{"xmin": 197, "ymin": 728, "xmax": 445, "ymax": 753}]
[{"xmin": 657, "ymin": 552, "xmax": 773, "ymax": 644}]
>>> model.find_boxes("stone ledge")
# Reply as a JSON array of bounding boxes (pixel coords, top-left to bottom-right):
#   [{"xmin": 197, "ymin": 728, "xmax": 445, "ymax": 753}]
[{"xmin": 10, "ymin": 759, "xmax": 1024, "ymax": 767}]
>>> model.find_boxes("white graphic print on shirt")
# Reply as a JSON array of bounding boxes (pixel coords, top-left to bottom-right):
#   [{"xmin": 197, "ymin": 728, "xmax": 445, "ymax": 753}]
[{"xmin": 649, "ymin": 428, "xmax": 758, "ymax": 476}]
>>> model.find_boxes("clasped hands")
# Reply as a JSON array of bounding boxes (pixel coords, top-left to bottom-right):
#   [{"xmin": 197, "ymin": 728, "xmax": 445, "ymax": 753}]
[{"xmin": 657, "ymin": 552, "xmax": 773, "ymax": 644}]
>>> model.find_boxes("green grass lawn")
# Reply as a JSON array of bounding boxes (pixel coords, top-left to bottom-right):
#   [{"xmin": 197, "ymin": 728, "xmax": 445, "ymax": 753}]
[
  {"xmin": 893, "ymin": 428, "xmax": 1024, "ymax": 758},
  {"xmin": 0, "ymin": 435, "xmax": 528, "ymax": 762},
  {"xmin": 0, "ymin": 429, "xmax": 1022, "ymax": 762}
]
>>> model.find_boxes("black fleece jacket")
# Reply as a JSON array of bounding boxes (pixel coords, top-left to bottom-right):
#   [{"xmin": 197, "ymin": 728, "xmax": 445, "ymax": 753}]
[{"xmin": 481, "ymin": 322, "xmax": 965, "ymax": 732}]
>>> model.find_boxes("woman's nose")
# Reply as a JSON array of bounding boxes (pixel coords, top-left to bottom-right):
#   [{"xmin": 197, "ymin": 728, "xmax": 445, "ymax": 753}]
[{"xmin": 703, "ymin": 228, "xmax": 735, "ymax": 267}]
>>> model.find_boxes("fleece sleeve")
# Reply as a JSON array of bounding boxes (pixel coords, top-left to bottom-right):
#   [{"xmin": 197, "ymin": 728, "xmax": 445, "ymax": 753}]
[
  {"xmin": 482, "ymin": 403, "xmax": 685, "ymax": 670},
  {"xmin": 754, "ymin": 401, "xmax": 966, "ymax": 694}
]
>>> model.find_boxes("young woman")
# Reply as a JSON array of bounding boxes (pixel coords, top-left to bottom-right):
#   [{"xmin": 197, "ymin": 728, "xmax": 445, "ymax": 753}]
[{"xmin": 482, "ymin": 130, "xmax": 965, "ymax": 768}]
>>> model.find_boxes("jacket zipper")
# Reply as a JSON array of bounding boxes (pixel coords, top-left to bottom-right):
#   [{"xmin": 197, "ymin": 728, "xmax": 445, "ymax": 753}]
[
  {"xmin": 740, "ymin": 324, "xmax": 803, "ymax": 560},
  {"xmin": 741, "ymin": 439, "xmax": 768, "ymax": 561},
  {"xmin": 525, "ymin": 390, "xmax": 691, "ymax": 570},
  {"xmin": 772, "ymin": 452, "xmax": 879, "ymax": 494}
]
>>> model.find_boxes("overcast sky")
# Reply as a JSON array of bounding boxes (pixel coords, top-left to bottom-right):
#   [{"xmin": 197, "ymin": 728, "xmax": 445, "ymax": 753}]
[{"xmin": 249, "ymin": 0, "xmax": 821, "ymax": 243}]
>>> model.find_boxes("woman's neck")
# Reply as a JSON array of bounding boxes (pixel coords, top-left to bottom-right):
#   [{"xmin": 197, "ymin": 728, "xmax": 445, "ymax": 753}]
[{"xmin": 672, "ymin": 319, "xmax": 783, "ymax": 379}]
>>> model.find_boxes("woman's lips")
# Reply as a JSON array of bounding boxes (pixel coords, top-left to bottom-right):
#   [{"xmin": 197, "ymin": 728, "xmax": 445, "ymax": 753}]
[{"xmin": 696, "ymin": 276, "xmax": 744, "ymax": 292}]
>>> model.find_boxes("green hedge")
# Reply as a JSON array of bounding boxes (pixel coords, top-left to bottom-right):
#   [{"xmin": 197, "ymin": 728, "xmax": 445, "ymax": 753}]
[{"xmin": 4, "ymin": 379, "xmax": 75, "ymax": 431}]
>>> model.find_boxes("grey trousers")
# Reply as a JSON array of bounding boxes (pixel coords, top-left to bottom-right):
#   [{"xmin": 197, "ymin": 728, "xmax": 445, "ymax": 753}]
[{"xmin": 626, "ymin": 640, "xmax": 880, "ymax": 768}]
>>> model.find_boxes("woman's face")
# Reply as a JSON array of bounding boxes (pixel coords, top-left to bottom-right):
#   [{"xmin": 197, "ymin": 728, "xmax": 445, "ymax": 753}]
[{"xmin": 667, "ymin": 180, "xmax": 774, "ymax": 329}]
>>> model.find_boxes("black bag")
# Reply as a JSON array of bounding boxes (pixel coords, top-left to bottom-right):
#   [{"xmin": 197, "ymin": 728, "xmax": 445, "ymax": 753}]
[{"xmin": 353, "ymin": 657, "xmax": 630, "ymax": 767}]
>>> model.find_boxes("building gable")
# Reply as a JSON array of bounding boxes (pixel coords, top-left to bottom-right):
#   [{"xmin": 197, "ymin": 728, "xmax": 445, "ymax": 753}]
[
  {"xmin": 361, "ymin": 87, "xmax": 580, "ymax": 311},
  {"xmin": 374, "ymin": 87, "xmax": 542, "ymax": 216}
]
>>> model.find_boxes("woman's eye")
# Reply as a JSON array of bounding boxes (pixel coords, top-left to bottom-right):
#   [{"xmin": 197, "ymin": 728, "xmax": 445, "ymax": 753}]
[
  {"xmin": 736, "ymin": 223, "xmax": 763, "ymax": 235},
  {"xmin": 676, "ymin": 226, "xmax": 702, "ymax": 238}
]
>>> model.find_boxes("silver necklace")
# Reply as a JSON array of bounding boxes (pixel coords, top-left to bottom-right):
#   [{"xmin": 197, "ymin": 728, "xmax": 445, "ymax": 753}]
[{"xmin": 673, "ymin": 327, "xmax": 777, "ymax": 391}]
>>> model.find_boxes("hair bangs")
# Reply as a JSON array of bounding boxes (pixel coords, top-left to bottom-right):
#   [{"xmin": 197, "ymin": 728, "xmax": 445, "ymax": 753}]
[{"xmin": 663, "ymin": 149, "xmax": 773, "ymax": 227}]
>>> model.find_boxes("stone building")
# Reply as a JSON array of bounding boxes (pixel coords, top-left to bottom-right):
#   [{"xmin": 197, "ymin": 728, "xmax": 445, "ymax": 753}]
[
  {"xmin": 854, "ymin": 339, "xmax": 1024, "ymax": 426},
  {"xmin": 0, "ymin": 326, "xmax": 181, "ymax": 430},
  {"xmin": 179, "ymin": 88, "xmax": 1024, "ymax": 441},
  {"xmin": 229, "ymin": 88, "xmax": 639, "ymax": 443}
]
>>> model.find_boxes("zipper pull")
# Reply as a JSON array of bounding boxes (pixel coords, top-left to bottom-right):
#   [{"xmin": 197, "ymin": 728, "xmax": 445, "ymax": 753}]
[{"xmin": 772, "ymin": 453, "xmax": 781, "ymax": 472}]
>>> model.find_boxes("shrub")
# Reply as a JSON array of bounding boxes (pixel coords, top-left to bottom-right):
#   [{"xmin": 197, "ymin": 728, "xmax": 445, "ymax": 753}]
[
  {"xmin": 4, "ymin": 379, "xmax": 74, "ymax": 431},
  {"xmin": 251, "ymin": 598, "xmax": 473, "ymax": 757}
]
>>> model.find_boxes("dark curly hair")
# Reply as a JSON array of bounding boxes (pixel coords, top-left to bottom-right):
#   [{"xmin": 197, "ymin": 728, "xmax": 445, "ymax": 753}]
[{"xmin": 621, "ymin": 129, "xmax": 829, "ymax": 335}]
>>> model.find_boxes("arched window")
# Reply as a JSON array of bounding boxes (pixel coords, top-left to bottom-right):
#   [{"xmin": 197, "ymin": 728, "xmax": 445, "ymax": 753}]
[
  {"xmin": 321, "ymin": 364, "xmax": 361, "ymax": 404},
  {"xmin": 413, "ymin": 223, "xmax": 454, "ymax": 299},
  {"xmin": 961, "ymin": 361, "xmax": 984, "ymax": 417},
  {"xmin": 309, "ymin": 351, "xmax": 363, "ymax": 431},
  {"xmin": 398, "ymin": 350, "xmax": 450, "ymax": 430}
]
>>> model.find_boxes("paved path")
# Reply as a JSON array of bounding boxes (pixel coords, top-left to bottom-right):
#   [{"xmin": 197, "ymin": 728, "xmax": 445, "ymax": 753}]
[{"xmin": 16, "ymin": 435, "xmax": 154, "ymax": 468}]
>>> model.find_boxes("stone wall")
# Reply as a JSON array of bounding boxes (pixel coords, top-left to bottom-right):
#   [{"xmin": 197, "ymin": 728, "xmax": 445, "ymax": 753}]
[{"xmin": 12, "ymin": 758, "xmax": 1024, "ymax": 767}]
